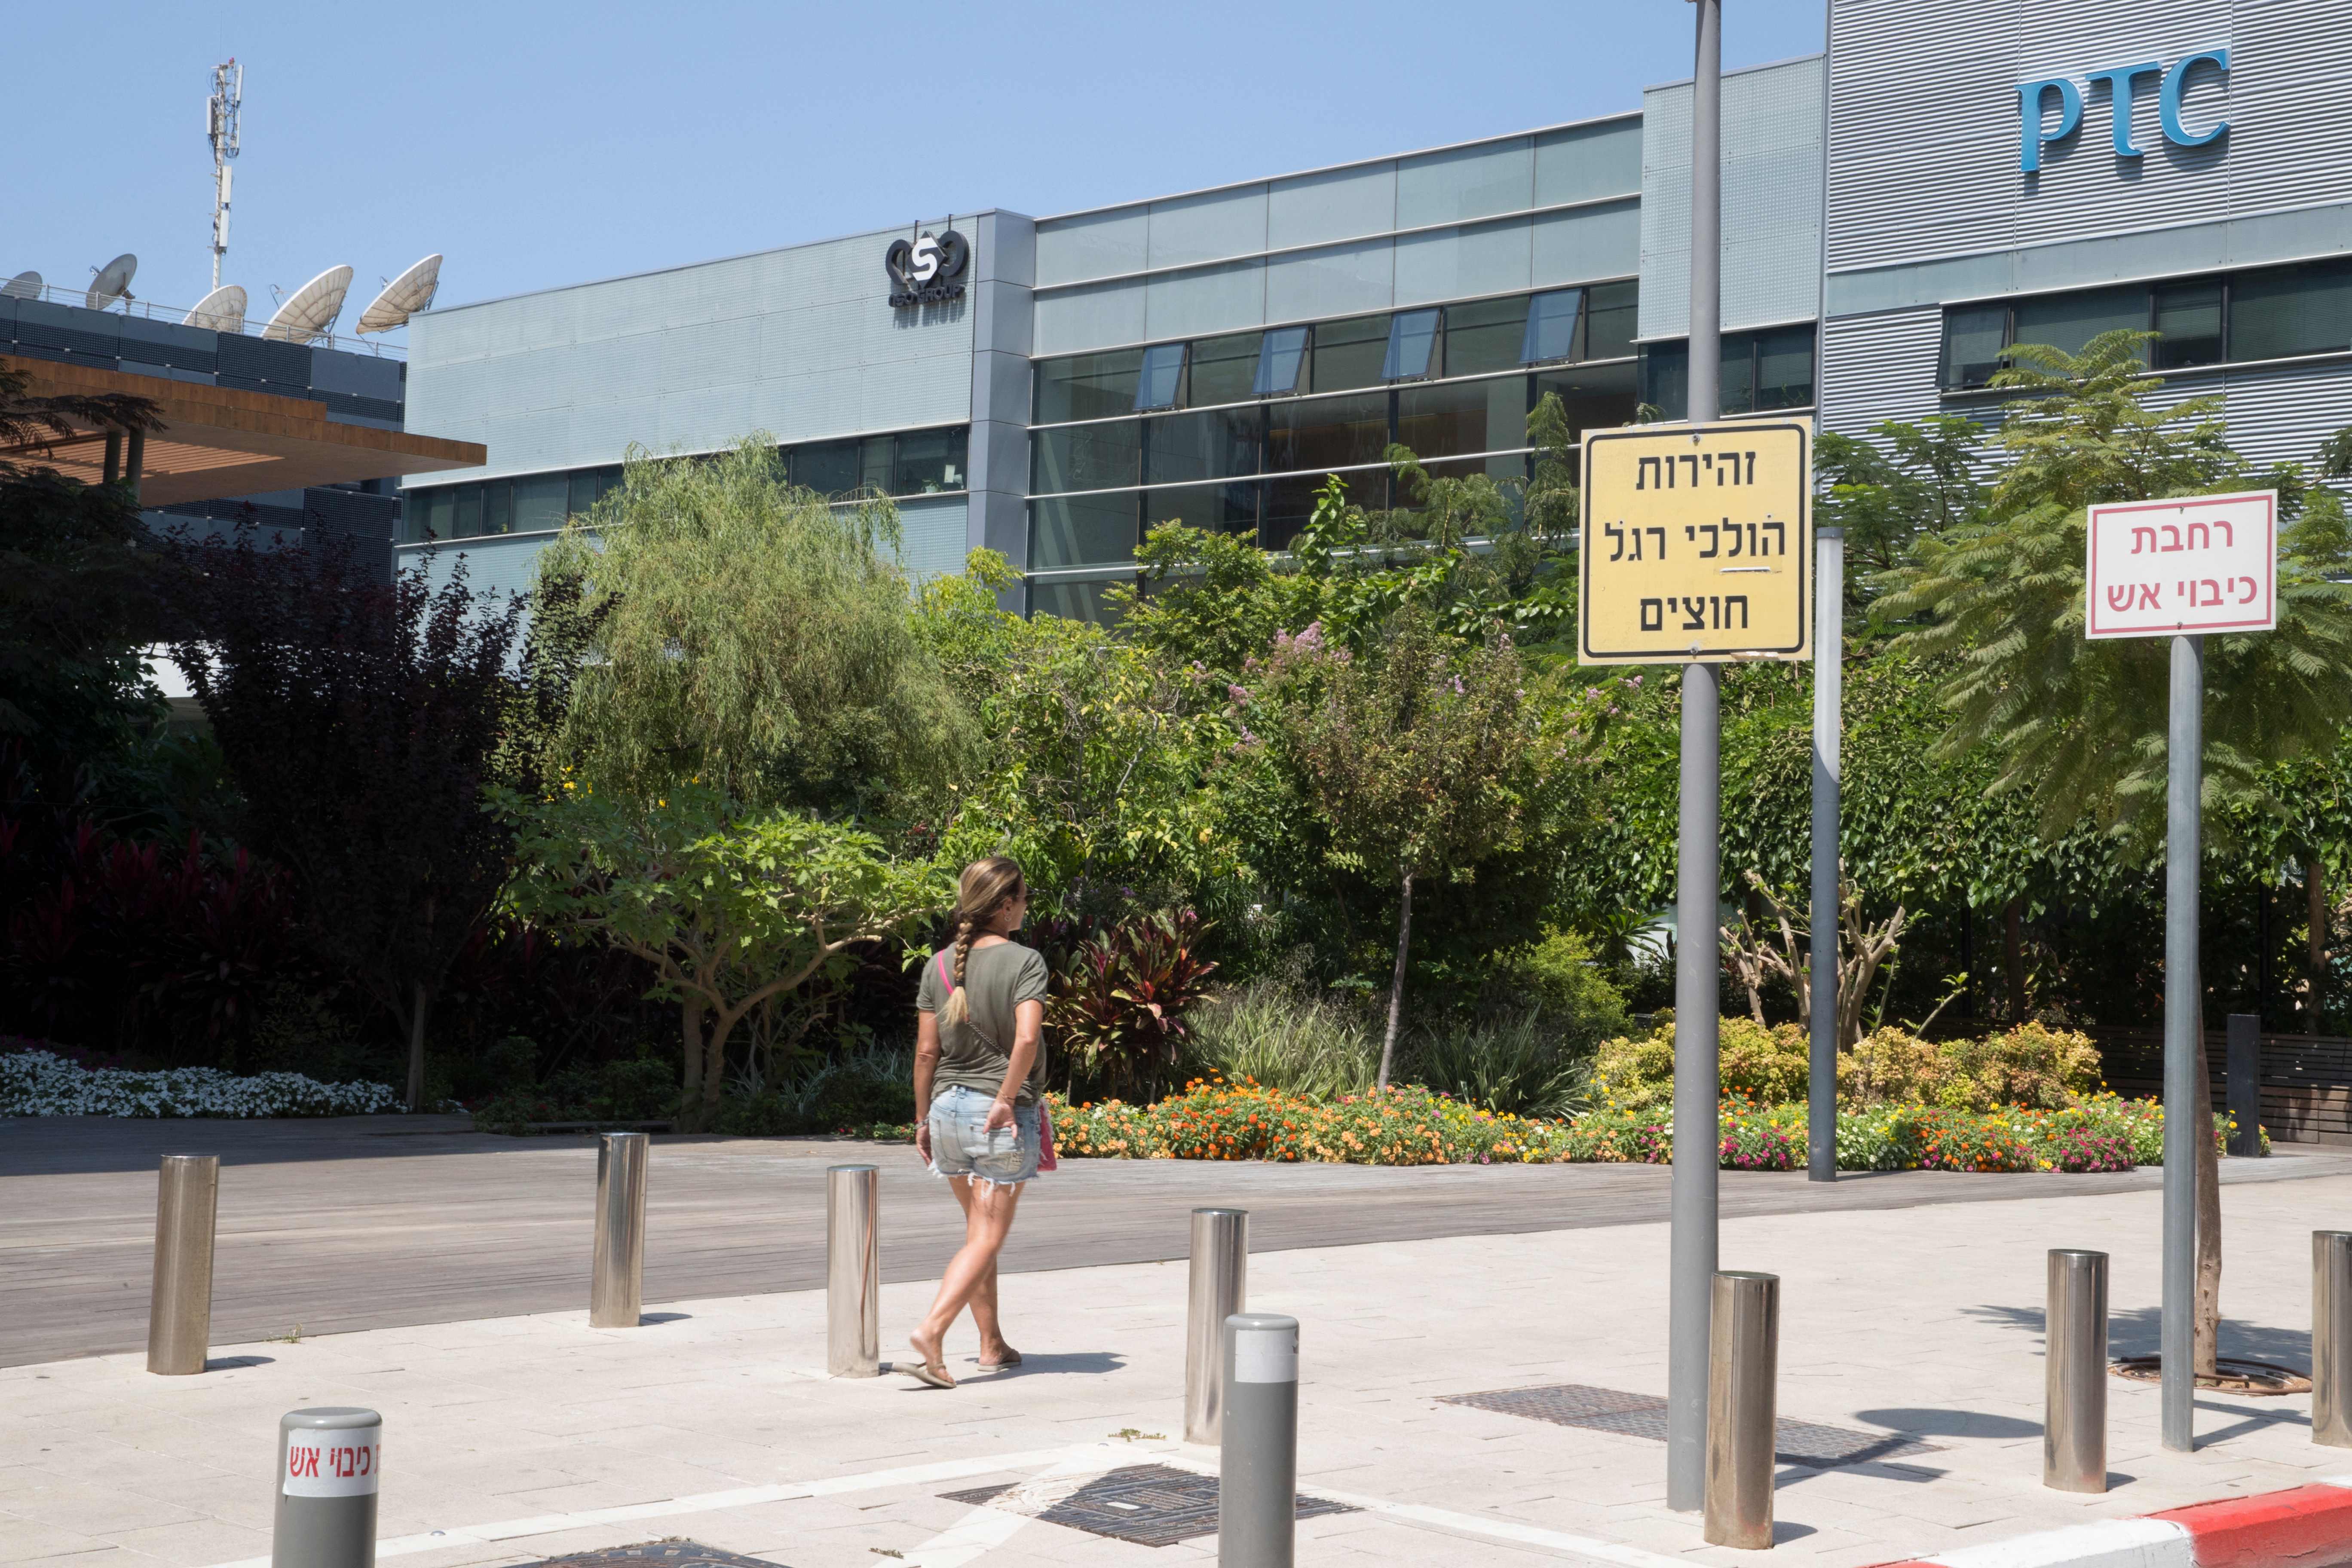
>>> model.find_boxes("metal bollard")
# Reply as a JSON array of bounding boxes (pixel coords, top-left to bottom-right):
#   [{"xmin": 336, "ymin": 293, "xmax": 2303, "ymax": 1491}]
[
  {"xmin": 1219, "ymin": 1311, "xmax": 1297, "ymax": 1568},
  {"xmin": 2316, "ymin": 1232, "xmax": 2352, "ymax": 1447},
  {"xmin": 2226, "ymin": 1015, "xmax": 2263, "ymax": 1157},
  {"xmin": 589, "ymin": 1131, "xmax": 648, "ymax": 1328},
  {"xmin": 147, "ymin": 1154, "xmax": 219, "ymax": 1375},
  {"xmin": 2045, "ymin": 1249, "xmax": 2109, "ymax": 1491},
  {"xmin": 273, "ymin": 1407, "xmax": 381, "ymax": 1568},
  {"xmin": 1703, "ymin": 1271, "xmax": 1779, "ymax": 1550},
  {"xmin": 1186, "ymin": 1208, "xmax": 1249, "ymax": 1443},
  {"xmin": 827, "ymin": 1164, "xmax": 880, "ymax": 1376}
]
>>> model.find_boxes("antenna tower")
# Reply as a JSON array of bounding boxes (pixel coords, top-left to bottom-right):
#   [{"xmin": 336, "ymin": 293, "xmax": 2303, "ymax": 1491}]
[{"xmin": 206, "ymin": 59, "xmax": 242, "ymax": 290}]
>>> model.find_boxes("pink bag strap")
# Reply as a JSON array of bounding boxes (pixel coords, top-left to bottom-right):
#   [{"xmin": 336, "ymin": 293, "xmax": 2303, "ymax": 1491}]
[{"xmin": 934, "ymin": 948, "xmax": 954, "ymax": 995}]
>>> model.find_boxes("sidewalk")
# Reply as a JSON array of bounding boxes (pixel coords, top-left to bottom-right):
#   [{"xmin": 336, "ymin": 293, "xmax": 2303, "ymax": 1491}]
[{"xmin": 3, "ymin": 1162, "xmax": 2346, "ymax": 1568}]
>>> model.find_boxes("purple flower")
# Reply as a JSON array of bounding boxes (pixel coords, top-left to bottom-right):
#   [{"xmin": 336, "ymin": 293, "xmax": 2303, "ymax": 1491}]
[
  {"xmin": 1227, "ymin": 684, "xmax": 1249, "ymax": 703},
  {"xmin": 1450, "ymin": 675, "xmax": 1465, "ymax": 694}
]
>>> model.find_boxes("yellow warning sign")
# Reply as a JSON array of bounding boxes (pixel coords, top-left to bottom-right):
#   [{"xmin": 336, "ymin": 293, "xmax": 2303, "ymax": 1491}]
[{"xmin": 1577, "ymin": 420, "xmax": 1813, "ymax": 665}]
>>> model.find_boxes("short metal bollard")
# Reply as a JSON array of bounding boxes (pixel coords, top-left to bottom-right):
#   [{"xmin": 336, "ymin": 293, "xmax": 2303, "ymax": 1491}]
[
  {"xmin": 1186, "ymin": 1208, "xmax": 1248, "ymax": 1443},
  {"xmin": 827, "ymin": 1164, "xmax": 880, "ymax": 1376},
  {"xmin": 589, "ymin": 1131, "xmax": 648, "ymax": 1328},
  {"xmin": 147, "ymin": 1154, "xmax": 219, "ymax": 1375},
  {"xmin": 2316, "ymin": 1232, "xmax": 2352, "ymax": 1447},
  {"xmin": 1703, "ymin": 1271, "xmax": 1779, "ymax": 1550},
  {"xmin": 2045, "ymin": 1248, "xmax": 2109, "ymax": 1490},
  {"xmin": 2226, "ymin": 1015, "xmax": 2263, "ymax": 1157},
  {"xmin": 273, "ymin": 1407, "xmax": 381, "ymax": 1568},
  {"xmin": 1219, "ymin": 1311, "xmax": 1297, "ymax": 1568}
]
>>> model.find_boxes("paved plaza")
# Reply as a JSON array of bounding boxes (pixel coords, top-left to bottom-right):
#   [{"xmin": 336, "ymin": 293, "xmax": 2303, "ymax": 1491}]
[{"xmin": 4, "ymin": 1129, "xmax": 2351, "ymax": 1568}]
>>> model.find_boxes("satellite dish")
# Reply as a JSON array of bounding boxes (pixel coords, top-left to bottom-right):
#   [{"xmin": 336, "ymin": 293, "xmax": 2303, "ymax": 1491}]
[
  {"xmin": 261, "ymin": 263, "xmax": 353, "ymax": 343},
  {"xmin": 184, "ymin": 284, "xmax": 248, "ymax": 333},
  {"xmin": 355, "ymin": 253, "xmax": 441, "ymax": 335},
  {"xmin": 2, "ymin": 271, "xmax": 39, "ymax": 300},
  {"xmin": 85, "ymin": 253, "xmax": 138, "ymax": 310}
]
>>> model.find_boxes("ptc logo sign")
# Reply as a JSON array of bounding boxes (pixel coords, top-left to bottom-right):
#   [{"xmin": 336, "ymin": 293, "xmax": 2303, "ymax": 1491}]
[
  {"xmin": 2084, "ymin": 491, "xmax": 2275, "ymax": 639},
  {"xmin": 885, "ymin": 229, "xmax": 969, "ymax": 309},
  {"xmin": 2018, "ymin": 49, "xmax": 2229, "ymax": 172}
]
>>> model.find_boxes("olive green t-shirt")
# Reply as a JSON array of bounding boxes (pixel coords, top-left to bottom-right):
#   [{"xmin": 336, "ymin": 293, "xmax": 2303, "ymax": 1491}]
[{"xmin": 917, "ymin": 940, "xmax": 1050, "ymax": 1107}]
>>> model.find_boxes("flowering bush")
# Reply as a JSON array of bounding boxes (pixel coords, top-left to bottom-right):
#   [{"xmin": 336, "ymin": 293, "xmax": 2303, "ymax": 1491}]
[
  {"xmin": 1048, "ymin": 1078, "xmax": 1583, "ymax": 1165},
  {"xmin": 0, "ymin": 1047, "xmax": 403, "ymax": 1118},
  {"xmin": 1593, "ymin": 1018, "xmax": 2105, "ymax": 1116}
]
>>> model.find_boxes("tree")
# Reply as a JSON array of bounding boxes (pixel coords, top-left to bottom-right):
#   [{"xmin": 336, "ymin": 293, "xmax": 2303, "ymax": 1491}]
[
  {"xmin": 533, "ymin": 437, "xmax": 968, "ymax": 819},
  {"xmin": 1250, "ymin": 605, "xmax": 1554, "ymax": 1086},
  {"xmin": 168, "ymin": 532, "xmax": 592, "ymax": 1107},
  {"xmin": 500, "ymin": 782, "xmax": 949, "ymax": 1129},
  {"xmin": 1719, "ymin": 867, "xmax": 1910, "ymax": 1046}
]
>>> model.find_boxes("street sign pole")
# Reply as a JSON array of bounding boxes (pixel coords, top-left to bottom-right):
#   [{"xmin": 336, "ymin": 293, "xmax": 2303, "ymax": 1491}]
[
  {"xmin": 1667, "ymin": 0, "xmax": 1724, "ymax": 1514},
  {"xmin": 1809, "ymin": 528, "xmax": 1843, "ymax": 1183},
  {"xmin": 2161, "ymin": 631, "xmax": 2203, "ymax": 1451}
]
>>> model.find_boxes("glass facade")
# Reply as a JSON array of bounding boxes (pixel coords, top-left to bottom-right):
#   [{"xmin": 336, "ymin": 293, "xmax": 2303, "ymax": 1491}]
[
  {"xmin": 401, "ymin": 426, "xmax": 968, "ymax": 544},
  {"xmin": 1936, "ymin": 257, "xmax": 2352, "ymax": 389},
  {"xmin": 1637, "ymin": 325, "xmax": 1819, "ymax": 420},
  {"xmin": 1026, "ymin": 284, "xmax": 1648, "ymax": 601}
]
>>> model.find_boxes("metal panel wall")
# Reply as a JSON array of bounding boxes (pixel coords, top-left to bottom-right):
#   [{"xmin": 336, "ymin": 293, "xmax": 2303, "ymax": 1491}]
[
  {"xmin": 1641, "ymin": 55, "xmax": 1825, "ymax": 339},
  {"xmin": 1826, "ymin": 0, "xmax": 2352, "ymax": 277},
  {"xmin": 404, "ymin": 223, "xmax": 980, "ymax": 485}
]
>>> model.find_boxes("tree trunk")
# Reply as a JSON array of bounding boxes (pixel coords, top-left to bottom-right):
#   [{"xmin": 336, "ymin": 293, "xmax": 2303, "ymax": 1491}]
[
  {"xmin": 677, "ymin": 999, "xmax": 706, "ymax": 1132},
  {"xmin": 2003, "ymin": 897, "xmax": 2027, "ymax": 1022},
  {"xmin": 2312, "ymin": 857, "xmax": 2330, "ymax": 1026},
  {"xmin": 404, "ymin": 981, "xmax": 430, "ymax": 1112},
  {"xmin": 1377, "ymin": 873, "xmax": 1413, "ymax": 1091},
  {"xmin": 2193, "ymin": 1026, "xmax": 2222, "ymax": 1380}
]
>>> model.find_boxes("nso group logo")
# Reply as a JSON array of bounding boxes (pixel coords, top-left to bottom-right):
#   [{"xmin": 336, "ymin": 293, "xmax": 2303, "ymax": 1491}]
[
  {"xmin": 885, "ymin": 229, "xmax": 970, "ymax": 308},
  {"xmin": 2016, "ymin": 49, "xmax": 2230, "ymax": 172}
]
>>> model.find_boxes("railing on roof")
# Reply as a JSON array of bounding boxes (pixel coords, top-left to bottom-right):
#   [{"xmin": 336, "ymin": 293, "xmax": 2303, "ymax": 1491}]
[{"xmin": 2, "ymin": 278, "xmax": 407, "ymax": 360}]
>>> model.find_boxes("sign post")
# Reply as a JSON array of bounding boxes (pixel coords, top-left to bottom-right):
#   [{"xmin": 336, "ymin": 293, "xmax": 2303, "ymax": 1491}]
[{"xmin": 2085, "ymin": 489, "xmax": 2276, "ymax": 1452}]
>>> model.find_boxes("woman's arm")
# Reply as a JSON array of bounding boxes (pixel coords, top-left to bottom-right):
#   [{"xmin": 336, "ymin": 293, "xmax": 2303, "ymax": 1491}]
[
  {"xmin": 913, "ymin": 1010, "xmax": 940, "ymax": 1158},
  {"xmin": 986, "ymin": 998, "xmax": 1045, "ymax": 1132}
]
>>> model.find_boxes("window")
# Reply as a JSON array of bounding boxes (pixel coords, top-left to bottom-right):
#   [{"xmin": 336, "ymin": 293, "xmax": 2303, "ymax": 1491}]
[
  {"xmin": 453, "ymin": 486, "xmax": 484, "ymax": 538},
  {"xmin": 1584, "ymin": 282, "xmax": 1638, "ymax": 360},
  {"xmin": 1536, "ymin": 359, "xmax": 1638, "ymax": 436},
  {"xmin": 1638, "ymin": 342, "xmax": 1687, "ymax": 420},
  {"xmin": 485, "ymin": 481, "xmax": 513, "ymax": 535},
  {"xmin": 1034, "ymin": 349, "xmax": 1143, "ymax": 423},
  {"xmin": 515, "ymin": 474, "xmax": 570, "ymax": 533},
  {"xmin": 1445, "ymin": 296, "xmax": 1529, "ymax": 377},
  {"xmin": 1261, "ymin": 469, "xmax": 1381, "ymax": 550},
  {"xmin": 1253, "ymin": 327, "xmax": 1308, "ymax": 396},
  {"xmin": 1754, "ymin": 326, "xmax": 1816, "ymax": 411},
  {"xmin": 1265, "ymin": 391, "xmax": 1389, "ymax": 475},
  {"xmin": 2152, "ymin": 281, "xmax": 2223, "ymax": 369},
  {"xmin": 2012, "ymin": 286, "xmax": 2147, "ymax": 360},
  {"xmin": 1134, "ymin": 343, "xmax": 1187, "ymax": 411},
  {"xmin": 1522, "ymin": 289, "xmax": 1583, "ymax": 364},
  {"xmin": 1396, "ymin": 377, "xmax": 1525, "ymax": 461},
  {"xmin": 1145, "ymin": 480, "xmax": 1260, "ymax": 539},
  {"xmin": 1143, "ymin": 407, "xmax": 1259, "ymax": 486},
  {"xmin": 1030, "ymin": 494, "xmax": 1140, "ymax": 569},
  {"xmin": 1381, "ymin": 309, "xmax": 1439, "ymax": 381},
  {"xmin": 794, "ymin": 439, "xmax": 861, "ymax": 494},
  {"xmin": 1311, "ymin": 314, "xmax": 1390, "ymax": 392},
  {"xmin": 1187, "ymin": 331, "xmax": 1261, "ymax": 407},
  {"xmin": 2232, "ymin": 262, "xmax": 2352, "ymax": 361},
  {"xmin": 1029, "ymin": 578, "xmax": 1127, "ymax": 627},
  {"xmin": 1941, "ymin": 306, "xmax": 2008, "ymax": 389},
  {"xmin": 1032, "ymin": 420, "xmax": 1140, "ymax": 494},
  {"xmin": 893, "ymin": 428, "xmax": 966, "ymax": 493}
]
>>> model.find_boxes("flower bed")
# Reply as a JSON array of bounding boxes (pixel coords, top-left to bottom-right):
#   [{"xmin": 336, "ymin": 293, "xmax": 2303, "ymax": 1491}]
[
  {"xmin": 1045, "ymin": 1080, "xmax": 2246, "ymax": 1170},
  {"xmin": 0, "ymin": 1048, "xmax": 405, "ymax": 1118}
]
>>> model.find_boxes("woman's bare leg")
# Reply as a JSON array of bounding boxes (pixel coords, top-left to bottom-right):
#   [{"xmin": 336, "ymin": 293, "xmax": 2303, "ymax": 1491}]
[
  {"xmin": 945, "ymin": 1176, "xmax": 1017, "ymax": 1364},
  {"xmin": 909, "ymin": 1179, "xmax": 1025, "ymax": 1384}
]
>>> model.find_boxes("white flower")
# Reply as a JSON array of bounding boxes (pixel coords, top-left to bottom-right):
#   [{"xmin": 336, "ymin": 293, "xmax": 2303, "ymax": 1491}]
[{"xmin": 0, "ymin": 1051, "xmax": 405, "ymax": 1119}]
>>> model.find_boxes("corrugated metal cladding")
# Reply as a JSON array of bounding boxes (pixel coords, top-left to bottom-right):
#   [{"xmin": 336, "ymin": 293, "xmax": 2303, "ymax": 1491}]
[
  {"xmin": 402, "ymin": 225, "xmax": 977, "ymax": 485},
  {"xmin": 1820, "ymin": 309, "xmax": 2352, "ymax": 475},
  {"xmin": 1029, "ymin": 119, "xmax": 1644, "ymax": 357},
  {"xmin": 1827, "ymin": 0, "xmax": 2352, "ymax": 278},
  {"xmin": 1640, "ymin": 56, "xmax": 1825, "ymax": 340}
]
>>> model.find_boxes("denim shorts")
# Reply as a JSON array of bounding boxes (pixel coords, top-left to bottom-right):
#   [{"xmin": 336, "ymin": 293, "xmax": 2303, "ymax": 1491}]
[{"xmin": 926, "ymin": 1084, "xmax": 1040, "ymax": 1186}]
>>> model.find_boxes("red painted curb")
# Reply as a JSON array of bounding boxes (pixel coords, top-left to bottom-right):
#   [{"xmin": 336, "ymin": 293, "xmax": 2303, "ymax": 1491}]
[{"xmin": 2153, "ymin": 1484, "xmax": 2352, "ymax": 1568}]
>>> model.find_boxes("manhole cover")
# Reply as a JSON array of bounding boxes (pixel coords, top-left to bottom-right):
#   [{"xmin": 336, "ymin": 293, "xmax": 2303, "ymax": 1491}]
[
  {"xmin": 510, "ymin": 1545, "xmax": 782, "ymax": 1568},
  {"xmin": 941, "ymin": 1463, "xmax": 1354, "ymax": 1547},
  {"xmin": 1441, "ymin": 1384, "xmax": 1944, "ymax": 1469}
]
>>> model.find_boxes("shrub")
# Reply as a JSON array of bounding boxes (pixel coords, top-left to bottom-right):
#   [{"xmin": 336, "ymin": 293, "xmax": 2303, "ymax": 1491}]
[
  {"xmin": 0, "ymin": 1047, "xmax": 402, "ymax": 1117},
  {"xmin": 1049, "ymin": 908, "xmax": 1219, "ymax": 1102},
  {"xmin": 1188, "ymin": 977, "xmax": 1377, "ymax": 1099},
  {"xmin": 1841, "ymin": 1023, "xmax": 2098, "ymax": 1112},
  {"xmin": 1493, "ymin": 929, "xmax": 1632, "ymax": 1050},
  {"xmin": 1590, "ymin": 1015, "xmax": 1808, "ymax": 1112},
  {"xmin": 1404, "ymin": 1008, "xmax": 1594, "ymax": 1118}
]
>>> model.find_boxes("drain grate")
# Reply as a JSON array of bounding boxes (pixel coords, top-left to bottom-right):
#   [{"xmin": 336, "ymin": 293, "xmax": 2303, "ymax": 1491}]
[
  {"xmin": 1441, "ymin": 1384, "xmax": 1944, "ymax": 1469},
  {"xmin": 941, "ymin": 1463, "xmax": 1355, "ymax": 1547},
  {"xmin": 509, "ymin": 1545, "xmax": 784, "ymax": 1568}
]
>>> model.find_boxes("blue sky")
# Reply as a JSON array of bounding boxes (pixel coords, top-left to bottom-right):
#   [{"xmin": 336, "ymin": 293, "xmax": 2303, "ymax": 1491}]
[{"xmin": 11, "ymin": 1, "xmax": 1825, "ymax": 325}]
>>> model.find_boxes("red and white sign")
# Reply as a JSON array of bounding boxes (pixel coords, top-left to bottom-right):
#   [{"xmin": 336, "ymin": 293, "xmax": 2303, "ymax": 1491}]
[
  {"xmin": 282, "ymin": 1425, "xmax": 381, "ymax": 1498},
  {"xmin": 2085, "ymin": 490, "xmax": 2276, "ymax": 639}
]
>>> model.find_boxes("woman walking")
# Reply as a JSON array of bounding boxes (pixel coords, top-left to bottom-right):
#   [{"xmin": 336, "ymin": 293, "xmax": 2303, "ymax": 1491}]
[{"xmin": 904, "ymin": 855, "xmax": 1049, "ymax": 1387}]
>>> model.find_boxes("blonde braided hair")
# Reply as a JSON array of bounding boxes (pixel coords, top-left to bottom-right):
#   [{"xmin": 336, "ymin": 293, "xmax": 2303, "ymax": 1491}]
[{"xmin": 940, "ymin": 856, "xmax": 1026, "ymax": 1027}]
